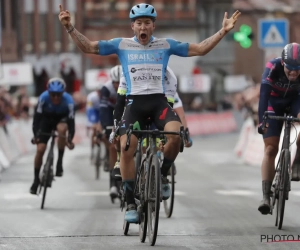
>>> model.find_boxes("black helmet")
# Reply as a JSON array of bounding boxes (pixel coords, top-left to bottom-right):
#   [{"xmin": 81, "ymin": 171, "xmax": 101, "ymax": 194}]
[{"xmin": 281, "ymin": 43, "xmax": 300, "ymax": 70}]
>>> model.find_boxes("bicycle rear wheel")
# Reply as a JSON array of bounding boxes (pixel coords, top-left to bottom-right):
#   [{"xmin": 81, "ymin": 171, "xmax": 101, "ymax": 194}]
[
  {"xmin": 123, "ymin": 214, "xmax": 130, "ymax": 235},
  {"xmin": 163, "ymin": 163, "xmax": 175, "ymax": 218},
  {"xmin": 147, "ymin": 154, "xmax": 160, "ymax": 246},
  {"xmin": 41, "ymin": 161, "xmax": 51, "ymax": 209},
  {"xmin": 277, "ymin": 149, "xmax": 290, "ymax": 230},
  {"xmin": 95, "ymin": 144, "xmax": 101, "ymax": 180}
]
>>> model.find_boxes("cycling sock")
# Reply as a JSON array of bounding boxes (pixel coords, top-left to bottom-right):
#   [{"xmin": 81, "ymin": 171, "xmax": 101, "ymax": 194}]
[
  {"xmin": 161, "ymin": 157, "xmax": 173, "ymax": 177},
  {"xmin": 117, "ymin": 151, "xmax": 120, "ymax": 162},
  {"xmin": 57, "ymin": 149, "xmax": 64, "ymax": 165},
  {"xmin": 123, "ymin": 180, "xmax": 135, "ymax": 206},
  {"xmin": 34, "ymin": 168, "xmax": 40, "ymax": 180},
  {"xmin": 106, "ymin": 147, "xmax": 110, "ymax": 158},
  {"xmin": 110, "ymin": 170, "xmax": 116, "ymax": 188}
]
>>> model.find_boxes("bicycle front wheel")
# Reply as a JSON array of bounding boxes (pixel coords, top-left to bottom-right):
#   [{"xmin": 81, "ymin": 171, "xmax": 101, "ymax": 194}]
[
  {"xmin": 277, "ymin": 149, "xmax": 290, "ymax": 230},
  {"xmin": 41, "ymin": 161, "xmax": 51, "ymax": 209},
  {"xmin": 163, "ymin": 163, "xmax": 175, "ymax": 218},
  {"xmin": 123, "ymin": 215, "xmax": 130, "ymax": 235},
  {"xmin": 147, "ymin": 154, "xmax": 160, "ymax": 246},
  {"xmin": 138, "ymin": 161, "xmax": 148, "ymax": 243},
  {"xmin": 95, "ymin": 144, "xmax": 101, "ymax": 180}
]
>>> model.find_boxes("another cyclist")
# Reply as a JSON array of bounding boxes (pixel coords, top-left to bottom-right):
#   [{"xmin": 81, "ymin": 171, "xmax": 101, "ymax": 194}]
[
  {"xmin": 30, "ymin": 77, "xmax": 75, "ymax": 195},
  {"xmin": 58, "ymin": 3, "xmax": 240, "ymax": 223},
  {"xmin": 257, "ymin": 43, "xmax": 300, "ymax": 215},
  {"xmin": 97, "ymin": 65, "xmax": 121, "ymax": 200},
  {"xmin": 86, "ymin": 89, "xmax": 102, "ymax": 162}
]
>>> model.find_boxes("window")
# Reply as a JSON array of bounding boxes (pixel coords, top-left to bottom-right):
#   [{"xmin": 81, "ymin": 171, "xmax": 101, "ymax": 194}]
[{"xmin": 25, "ymin": 13, "xmax": 34, "ymax": 52}]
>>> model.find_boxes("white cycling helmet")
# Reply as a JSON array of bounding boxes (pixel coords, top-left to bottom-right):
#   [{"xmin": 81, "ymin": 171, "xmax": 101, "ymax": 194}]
[{"xmin": 110, "ymin": 65, "xmax": 122, "ymax": 82}]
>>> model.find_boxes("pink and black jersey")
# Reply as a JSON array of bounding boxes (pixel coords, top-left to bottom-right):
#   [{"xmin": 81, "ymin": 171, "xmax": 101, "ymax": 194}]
[{"xmin": 258, "ymin": 57, "xmax": 300, "ymax": 123}]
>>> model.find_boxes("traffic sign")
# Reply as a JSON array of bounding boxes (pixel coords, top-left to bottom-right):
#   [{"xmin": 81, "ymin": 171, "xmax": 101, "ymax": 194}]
[{"xmin": 258, "ymin": 19, "xmax": 289, "ymax": 48}]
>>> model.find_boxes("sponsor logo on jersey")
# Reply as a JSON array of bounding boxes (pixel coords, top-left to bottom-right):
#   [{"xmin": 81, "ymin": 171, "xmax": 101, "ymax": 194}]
[
  {"xmin": 68, "ymin": 104, "xmax": 75, "ymax": 119},
  {"xmin": 149, "ymin": 43, "xmax": 164, "ymax": 47},
  {"xmin": 128, "ymin": 52, "xmax": 163, "ymax": 62},
  {"xmin": 126, "ymin": 44, "xmax": 141, "ymax": 48},
  {"xmin": 132, "ymin": 74, "xmax": 162, "ymax": 81},
  {"xmin": 274, "ymin": 81, "xmax": 300, "ymax": 90},
  {"xmin": 131, "ymin": 67, "xmax": 162, "ymax": 73}
]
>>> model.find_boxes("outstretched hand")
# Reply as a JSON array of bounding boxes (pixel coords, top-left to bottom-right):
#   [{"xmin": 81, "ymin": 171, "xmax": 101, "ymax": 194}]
[
  {"xmin": 58, "ymin": 4, "xmax": 71, "ymax": 27},
  {"xmin": 222, "ymin": 10, "xmax": 241, "ymax": 32}
]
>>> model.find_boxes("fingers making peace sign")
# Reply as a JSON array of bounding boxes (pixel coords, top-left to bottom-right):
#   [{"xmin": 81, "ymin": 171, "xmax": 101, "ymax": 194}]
[{"xmin": 58, "ymin": 4, "xmax": 71, "ymax": 27}]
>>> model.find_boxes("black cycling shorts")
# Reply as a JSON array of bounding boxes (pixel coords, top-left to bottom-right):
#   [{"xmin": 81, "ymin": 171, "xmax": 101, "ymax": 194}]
[
  {"xmin": 38, "ymin": 116, "xmax": 68, "ymax": 144},
  {"xmin": 119, "ymin": 94, "xmax": 181, "ymax": 136},
  {"xmin": 263, "ymin": 95, "xmax": 300, "ymax": 138},
  {"xmin": 101, "ymin": 106, "xmax": 114, "ymax": 138}
]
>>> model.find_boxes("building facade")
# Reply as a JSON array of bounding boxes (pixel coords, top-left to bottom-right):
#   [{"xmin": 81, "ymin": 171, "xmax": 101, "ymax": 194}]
[
  {"xmin": 232, "ymin": 0, "xmax": 300, "ymax": 82},
  {"xmin": 0, "ymin": 0, "xmax": 235, "ymax": 101}
]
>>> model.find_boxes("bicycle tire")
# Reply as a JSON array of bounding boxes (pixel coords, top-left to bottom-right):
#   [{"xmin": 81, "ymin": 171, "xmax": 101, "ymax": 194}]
[
  {"xmin": 277, "ymin": 149, "xmax": 290, "ymax": 229},
  {"xmin": 123, "ymin": 217, "xmax": 130, "ymax": 235},
  {"xmin": 138, "ymin": 161, "xmax": 148, "ymax": 243},
  {"xmin": 41, "ymin": 161, "xmax": 51, "ymax": 209},
  {"xmin": 163, "ymin": 163, "xmax": 175, "ymax": 218},
  {"xmin": 273, "ymin": 171, "xmax": 279, "ymax": 226},
  {"xmin": 95, "ymin": 144, "xmax": 101, "ymax": 180},
  {"xmin": 147, "ymin": 154, "xmax": 160, "ymax": 246}
]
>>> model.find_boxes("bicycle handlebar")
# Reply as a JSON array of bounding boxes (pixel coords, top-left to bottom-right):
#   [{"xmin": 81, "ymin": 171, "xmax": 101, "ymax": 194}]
[
  {"xmin": 261, "ymin": 111, "xmax": 300, "ymax": 132},
  {"xmin": 125, "ymin": 124, "xmax": 185, "ymax": 152},
  {"xmin": 31, "ymin": 131, "xmax": 74, "ymax": 149},
  {"xmin": 263, "ymin": 111, "xmax": 300, "ymax": 122}
]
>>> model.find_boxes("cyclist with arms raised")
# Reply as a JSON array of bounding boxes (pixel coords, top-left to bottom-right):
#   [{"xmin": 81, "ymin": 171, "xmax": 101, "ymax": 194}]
[
  {"xmin": 30, "ymin": 78, "xmax": 75, "ymax": 195},
  {"xmin": 58, "ymin": 3, "xmax": 240, "ymax": 223},
  {"xmin": 258, "ymin": 43, "xmax": 300, "ymax": 215}
]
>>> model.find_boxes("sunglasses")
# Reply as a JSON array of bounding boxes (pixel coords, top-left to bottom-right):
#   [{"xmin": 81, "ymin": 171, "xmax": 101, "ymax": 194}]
[
  {"xmin": 284, "ymin": 63, "xmax": 300, "ymax": 71},
  {"xmin": 50, "ymin": 92, "xmax": 62, "ymax": 97}
]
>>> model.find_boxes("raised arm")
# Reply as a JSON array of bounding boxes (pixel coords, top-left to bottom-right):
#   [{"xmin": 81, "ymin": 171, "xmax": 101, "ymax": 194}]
[
  {"xmin": 188, "ymin": 10, "xmax": 241, "ymax": 56},
  {"xmin": 58, "ymin": 4, "xmax": 99, "ymax": 54}
]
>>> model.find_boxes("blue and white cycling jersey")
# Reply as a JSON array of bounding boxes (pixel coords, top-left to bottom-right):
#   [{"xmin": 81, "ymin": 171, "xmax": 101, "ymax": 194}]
[
  {"xmin": 99, "ymin": 36, "xmax": 189, "ymax": 96},
  {"xmin": 118, "ymin": 66, "xmax": 178, "ymax": 103},
  {"xmin": 86, "ymin": 91, "xmax": 100, "ymax": 125}
]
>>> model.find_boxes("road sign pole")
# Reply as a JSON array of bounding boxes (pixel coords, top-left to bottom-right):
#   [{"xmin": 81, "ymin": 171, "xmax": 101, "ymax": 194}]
[{"xmin": 263, "ymin": 47, "xmax": 282, "ymax": 66}]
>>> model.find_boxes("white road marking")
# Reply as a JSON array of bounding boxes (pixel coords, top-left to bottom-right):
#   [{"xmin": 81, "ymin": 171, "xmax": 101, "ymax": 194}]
[
  {"xmin": 290, "ymin": 190, "xmax": 300, "ymax": 196},
  {"xmin": 3, "ymin": 193, "xmax": 37, "ymax": 200},
  {"xmin": 214, "ymin": 190, "xmax": 255, "ymax": 196},
  {"xmin": 174, "ymin": 191, "xmax": 186, "ymax": 196},
  {"xmin": 75, "ymin": 191, "xmax": 110, "ymax": 196}
]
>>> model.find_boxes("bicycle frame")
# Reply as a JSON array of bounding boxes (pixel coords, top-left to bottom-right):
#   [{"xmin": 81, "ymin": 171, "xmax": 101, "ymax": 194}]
[
  {"xmin": 124, "ymin": 123, "xmax": 184, "ymax": 245},
  {"xmin": 262, "ymin": 111, "xmax": 300, "ymax": 229}
]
